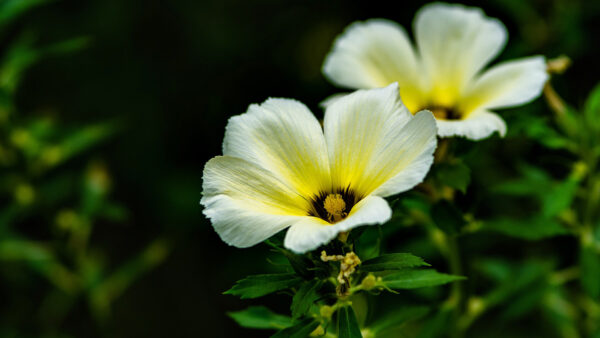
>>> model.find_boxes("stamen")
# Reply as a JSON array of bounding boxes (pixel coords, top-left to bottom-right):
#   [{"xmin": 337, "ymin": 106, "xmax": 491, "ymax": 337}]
[{"xmin": 323, "ymin": 193, "xmax": 347, "ymax": 223}]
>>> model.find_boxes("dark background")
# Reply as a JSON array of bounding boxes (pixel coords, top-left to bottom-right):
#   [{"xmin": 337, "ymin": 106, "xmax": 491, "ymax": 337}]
[{"xmin": 7, "ymin": 0, "xmax": 600, "ymax": 336}]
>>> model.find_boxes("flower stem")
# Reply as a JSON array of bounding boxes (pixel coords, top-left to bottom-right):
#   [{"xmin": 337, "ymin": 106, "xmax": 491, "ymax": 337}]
[{"xmin": 433, "ymin": 229, "xmax": 464, "ymax": 337}]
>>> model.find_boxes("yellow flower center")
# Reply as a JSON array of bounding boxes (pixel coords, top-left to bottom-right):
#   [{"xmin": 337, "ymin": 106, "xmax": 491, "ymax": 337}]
[
  {"xmin": 308, "ymin": 189, "xmax": 358, "ymax": 224},
  {"xmin": 323, "ymin": 193, "xmax": 347, "ymax": 223}
]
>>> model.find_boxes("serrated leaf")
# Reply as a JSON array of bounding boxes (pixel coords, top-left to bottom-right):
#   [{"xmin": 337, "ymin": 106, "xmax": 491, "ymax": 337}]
[
  {"xmin": 481, "ymin": 217, "xmax": 569, "ymax": 240},
  {"xmin": 271, "ymin": 317, "xmax": 319, "ymax": 338},
  {"xmin": 435, "ymin": 161, "xmax": 471, "ymax": 193},
  {"xmin": 382, "ymin": 269, "xmax": 465, "ymax": 289},
  {"xmin": 369, "ymin": 306, "xmax": 429, "ymax": 334},
  {"xmin": 228, "ymin": 306, "xmax": 292, "ymax": 330},
  {"xmin": 360, "ymin": 253, "xmax": 430, "ymax": 272},
  {"xmin": 291, "ymin": 279, "xmax": 321, "ymax": 319},
  {"xmin": 431, "ymin": 200, "xmax": 464, "ymax": 235},
  {"xmin": 224, "ymin": 273, "xmax": 302, "ymax": 299},
  {"xmin": 337, "ymin": 305, "xmax": 362, "ymax": 338}
]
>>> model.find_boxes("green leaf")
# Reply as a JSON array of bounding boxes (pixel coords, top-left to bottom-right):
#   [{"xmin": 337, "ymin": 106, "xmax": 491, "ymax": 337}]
[
  {"xmin": 0, "ymin": 239, "xmax": 78, "ymax": 292},
  {"xmin": 0, "ymin": 34, "xmax": 88, "ymax": 94},
  {"xmin": 481, "ymin": 217, "xmax": 569, "ymax": 240},
  {"xmin": 492, "ymin": 163, "xmax": 552, "ymax": 197},
  {"xmin": 271, "ymin": 317, "xmax": 319, "ymax": 338},
  {"xmin": 0, "ymin": 0, "xmax": 50, "ymax": 28},
  {"xmin": 0, "ymin": 33, "xmax": 39, "ymax": 92},
  {"xmin": 282, "ymin": 249, "xmax": 315, "ymax": 279},
  {"xmin": 53, "ymin": 120, "xmax": 120, "ymax": 163},
  {"xmin": 584, "ymin": 82, "xmax": 600, "ymax": 132},
  {"xmin": 514, "ymin": 115, "xmax": 571, "ymax": 149},
  {"xmin": 228, "ymin": 306, "xmax": 292, "ymax": 330},
  {"xmin": 291, "ymin": 279, "xmax": 321, "ymax": 319},
  {"xmin": 435, "ymin": 161, "xmax": 471, "ymax": 193},
  {"xmin": 337, "ymin": 305, "xmax": 362, "ymax": 338},
  {"xmin": 89, "ymin": 239, "xmax": 170, "ymax": 319},
  {"xmin": 477, "ymin": 259, "xmax": 550, "ymax": 308},
  {"xmin": 354, "ymin": 226, "xmax": 382, "ymax": 261},
  {"xmin": 369, "ymin": 306, "xmax": 429, "ymax": 335},
  {"xmin": 580, "ymin": 242, "xmax": 600, "ymax": 299},
  {"xmin": 541, "ymin": 178, "xmax": 579, "ymax": 218},
  {"xmin": 431, "ymin": 200, "xmax": 464, "ymax": 235},
  {"xmin": 541, "ymin": 287, "xmax": 579, "ymax": 338},
  {"xmin": 382, "ymin": 269, "xmax": 465, "ymax": 290},
  {"xmin": 416, "ymin": 308, "xmax": 452, "ymax": 338},
  {"xmin": 360, "ymin": 253, "xmax": 430, "ymax": 272},
  {"xmin": 224, "ymin": 273, "xmax": 302, "ymax": 299}
]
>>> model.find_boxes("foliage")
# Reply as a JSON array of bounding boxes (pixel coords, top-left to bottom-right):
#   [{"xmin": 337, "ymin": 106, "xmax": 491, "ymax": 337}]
[{"xmin": 0, "ymin": 1, "xmax": 168, "ymax": 335}]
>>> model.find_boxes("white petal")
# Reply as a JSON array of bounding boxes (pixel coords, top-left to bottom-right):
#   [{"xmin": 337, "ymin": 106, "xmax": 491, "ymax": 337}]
[
  {"xmin": 322, "ymin": 19, "xmax": 426, "ymax": 111},
  {"xmin": 458, "ymin": 56, "xmax": 548, "ymax": 113},
  {"xmin": 370, "ymin": 110, "xmax": 438, "ymax": 197},
  {"xmin": 284, "ymin": 196, "xmax": 391, "ymax": 253},
  {"xmin": 201, "ymin": 156, "xmax": 307, "ymax": 248},
  {"xmin": 324, "ymin": 83, "xmax": 437, "ymax": 198},
  {"xmin": 437, "ymin": 111, "xmax": 507, "ymax": 140},
  {"xmin": 223, "ymin": 98, "xmax": 331, "ymax": 199},
  {"xmin": 415, "ymin": 3, "xmax": 507, "ymax": 106}
]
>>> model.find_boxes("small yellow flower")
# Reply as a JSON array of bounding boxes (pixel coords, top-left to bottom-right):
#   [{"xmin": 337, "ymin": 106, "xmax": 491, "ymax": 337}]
[
  {"xmin": 201, "ymin": 84, "xmax": 437, "ymax": 253},
  {"xmin": 322, "ymin": 3, "xmax": 548, "ymax": 140}
]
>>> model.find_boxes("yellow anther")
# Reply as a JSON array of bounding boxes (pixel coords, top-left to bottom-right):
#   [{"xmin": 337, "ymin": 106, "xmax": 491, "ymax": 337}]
[
  {"xmin": 323, "ymin": 193, "xmax": 346, "ymax": 223},
  {"xmin": 321, "ymin": 250, "xmax": 361, "ymax": 297}
]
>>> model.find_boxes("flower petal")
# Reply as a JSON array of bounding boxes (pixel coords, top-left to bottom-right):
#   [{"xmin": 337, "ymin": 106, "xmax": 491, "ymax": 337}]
[
  {"xmin": 324, "ymin": 83, "xmax": 437, "ymax": 198},
  {"xmin": 370, "ymin": 110, "xmax": 438, "ymax": 197},
  {"xmin": 284, "ymin": 196, "xmax": 391, "ymax": 253},
  {"xmin": 201, "ymin": 156, "xmax": 307, "ymax": 248},
  {"xmin": 223, "ymin": 98, "xmax": 331, "ymax": 199},
  {"xmin": 458, "ymin": 56, "xmax": 548, "ymax": 113},
  {"xmin": 415, "ymin": 3, "xmax": 507, "ymax": 106},
  {"xmin": 437, "ymin": 111, "xmax": 506, "ymax": 140},
  {"xmin": 322, "ymin": 19, "xmax": 426, "ymax": 111}
]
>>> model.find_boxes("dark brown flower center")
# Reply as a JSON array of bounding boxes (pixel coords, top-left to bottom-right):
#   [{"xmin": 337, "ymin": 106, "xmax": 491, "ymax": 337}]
[{"xmin": 426, "ymin": 106, "xmax": 461, "ymax": 120}]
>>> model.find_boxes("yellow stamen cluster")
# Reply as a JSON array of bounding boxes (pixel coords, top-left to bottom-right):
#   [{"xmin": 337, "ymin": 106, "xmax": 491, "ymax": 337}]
[
  {"xmin": 323, "ymin": 193, "xmax": 347, "ymax": 223},
  {"xmin": 321, "ymin": 250, "xmax": 361, "ymax": 297}
]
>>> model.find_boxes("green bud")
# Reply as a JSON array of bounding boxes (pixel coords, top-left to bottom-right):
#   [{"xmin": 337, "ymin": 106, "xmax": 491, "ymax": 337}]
[
  {"xmin": 319, "ymin": 305, "xmax": 334, "ymax": 320},
  {"xmin": 360, "ymin": 274, "xmax": 378, "ymax": 291}
]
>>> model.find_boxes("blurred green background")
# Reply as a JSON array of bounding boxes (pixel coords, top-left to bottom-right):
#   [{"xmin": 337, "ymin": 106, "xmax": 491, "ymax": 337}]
[{"xmin": 1, "ymin": 0, "xmax": 600, "ymax": 337}]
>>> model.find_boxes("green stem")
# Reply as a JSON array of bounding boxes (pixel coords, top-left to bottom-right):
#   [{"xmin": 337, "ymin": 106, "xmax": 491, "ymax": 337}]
[
  {"xmin": 446, "ymin": 235, "xmax": 463, "ymax": 308},
  {"xmin": 433, "ymin": 229, "xmax": 464, "ymax": 337}
]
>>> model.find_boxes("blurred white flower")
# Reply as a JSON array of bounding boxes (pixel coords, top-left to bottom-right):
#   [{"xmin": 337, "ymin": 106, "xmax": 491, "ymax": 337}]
[
  {"xmin": 322, "ymin": 3, "xmax": 548, "ymax": 140},
  {"xmin": 201, "ymin": 84, "xmax": 437, "ymax": 253}
]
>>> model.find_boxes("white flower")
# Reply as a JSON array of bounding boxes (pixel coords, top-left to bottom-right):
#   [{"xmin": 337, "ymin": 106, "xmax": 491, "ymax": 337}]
[
  {"xmin": 201, "ymin": 84, "xmax": 437, "ymax": 253},
  {"xmin": 322, "ymin": 3, "xmax": 549, "ymax": 140}
]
